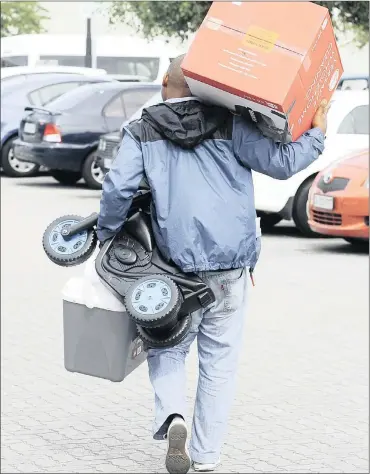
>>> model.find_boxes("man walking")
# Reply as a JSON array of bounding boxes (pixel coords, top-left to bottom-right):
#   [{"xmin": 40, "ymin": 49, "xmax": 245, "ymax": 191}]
[{"xmin": 97, "ymin": 54, "xmax": 329, "ymax": 473}]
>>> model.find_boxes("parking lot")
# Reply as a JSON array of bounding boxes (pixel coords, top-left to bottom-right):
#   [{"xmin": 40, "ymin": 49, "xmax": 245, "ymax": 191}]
[{"xmin": 1, "ymin": 174, "xmax": 368, "ymax": 474}]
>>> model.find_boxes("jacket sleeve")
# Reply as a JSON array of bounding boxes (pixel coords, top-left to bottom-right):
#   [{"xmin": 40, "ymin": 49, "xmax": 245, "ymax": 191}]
[
  {"xmin": 97, "ymin": 131, "xmax": 144, "ymax": 242},
  {"xmin": 232, "ymin": 115, "xmax": 325, "ymax": 180}
]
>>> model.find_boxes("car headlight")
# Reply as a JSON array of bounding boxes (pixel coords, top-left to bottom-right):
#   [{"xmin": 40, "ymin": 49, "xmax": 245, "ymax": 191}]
[
  {"xmin": 364, "ymin": 177, "xmax": 369, "ymax": 189},
  {"xmin": 98, "ymin": 139, "xmax": 106, "ymax": 151}
]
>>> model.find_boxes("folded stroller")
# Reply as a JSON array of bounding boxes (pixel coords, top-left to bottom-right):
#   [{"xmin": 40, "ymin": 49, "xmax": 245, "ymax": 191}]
[{"xmin": 42, "ymin": 186, "xmax": 215, "ymax": 382}]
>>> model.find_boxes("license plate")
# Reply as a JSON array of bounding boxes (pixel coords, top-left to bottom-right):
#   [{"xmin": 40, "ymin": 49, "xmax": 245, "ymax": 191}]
[
  {"xmin": 313, "ymin": 194, "xmax": 334, "ymax": 210},
  {"xmin": 104, "ymin": 158, "xmax": 113, "ymax": 169},
  {"xmin": 24, "ymin": 122, "xmax": 36, "ymax": 134}
]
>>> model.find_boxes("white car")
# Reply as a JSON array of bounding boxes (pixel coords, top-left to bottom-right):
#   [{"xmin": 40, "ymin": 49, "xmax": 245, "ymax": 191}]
[
  {"xmin": 1, "ymin": 65, "xmax": 107, "ymax": 81},
  {"xmin": 253, "ymin": 90, "xmax": 369, "ymax": 235}
]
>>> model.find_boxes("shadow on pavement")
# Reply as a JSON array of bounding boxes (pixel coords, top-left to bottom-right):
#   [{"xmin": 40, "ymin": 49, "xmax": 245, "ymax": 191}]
[
  {"xmin": 14, "ymin": 180, "xmax": 88, "ymax": 191},
  {"xmin": 262, "ymin": 224, "xmax": 306, "ymax": 239},
  {"xmin": 315, "ymin": 242, "xmax": 369, "ymax": 255}
]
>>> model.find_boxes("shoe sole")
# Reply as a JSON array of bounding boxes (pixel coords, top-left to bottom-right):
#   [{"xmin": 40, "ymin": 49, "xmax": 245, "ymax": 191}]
[
  {"xmin": 193, "ymin": 467, "xmax": 217, "ymax": 472},
  {"xmin": 165, "ymin": 422, "xmax": 191, "ymax": 474},
  {"xmin": 193, "ymin": 460, "xmax": 220, "ymax": 472}
]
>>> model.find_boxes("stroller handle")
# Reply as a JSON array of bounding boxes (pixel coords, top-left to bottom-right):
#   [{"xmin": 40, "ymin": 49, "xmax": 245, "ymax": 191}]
[{"xmin": 62, "ymin": 213, "xmax": 99, "ymax": 237}]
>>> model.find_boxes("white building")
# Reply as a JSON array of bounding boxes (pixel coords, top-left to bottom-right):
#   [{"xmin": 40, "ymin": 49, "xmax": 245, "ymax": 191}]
[
  {"xmin": 3, "ymin": 2, "xmax": 367, "ymax": 77},
  {"xmin": 40, "ymin": 1, "xmax": 187, "ymax": 51}
]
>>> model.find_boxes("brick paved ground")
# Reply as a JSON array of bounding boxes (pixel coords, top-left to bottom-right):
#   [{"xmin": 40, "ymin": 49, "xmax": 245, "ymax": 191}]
[{"xmin": 1, "ymin": 176, "xmax": 368, "ymax": 473}]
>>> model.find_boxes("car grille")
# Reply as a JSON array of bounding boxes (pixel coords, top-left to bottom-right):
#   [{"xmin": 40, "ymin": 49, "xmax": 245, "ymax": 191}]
[
  {"xmin": 100, "ymin": 140, "xmax": 119, "ymax": 159},
  {"xmin": 312, "ymin": 210, "xmax": 342, "ymax": 226},
  {"xmin": 317, "ymin": 177, "xmax": 349, "ymax": 193}
]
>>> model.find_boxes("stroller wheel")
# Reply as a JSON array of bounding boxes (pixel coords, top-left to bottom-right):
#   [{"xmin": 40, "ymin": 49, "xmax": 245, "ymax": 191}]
[
  {"xmin": 137, "ymin": 314, "xmax": 192, "ymax": 349},
  {"xmin": 125, "ymin": 274, "xmax": 181, "ymax": 328},
  {"xmin": 43, "ymin": 215, "xmax": 97, "ymax": 267}
]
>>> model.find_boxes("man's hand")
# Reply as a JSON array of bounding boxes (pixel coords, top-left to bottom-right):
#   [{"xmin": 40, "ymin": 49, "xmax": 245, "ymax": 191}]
[{"xmin": 312, "ymin": 99, "xmax": 330, "ymax": 135}]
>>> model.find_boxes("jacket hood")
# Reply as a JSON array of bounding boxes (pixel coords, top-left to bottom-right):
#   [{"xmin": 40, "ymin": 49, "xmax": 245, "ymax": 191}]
[{"xmin": 141, "ymin": 99, "xmax": 230, "ymax": 149}]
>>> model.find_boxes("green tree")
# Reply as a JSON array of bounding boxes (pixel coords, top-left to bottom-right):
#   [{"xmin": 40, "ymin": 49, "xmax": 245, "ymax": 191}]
[
  {"xmin": 1, "ymin": 1, "xmax": 48, "ymax": 37},
  {"xmin": 108, "ymin": 1, "xmax": 369, "ymax": 46}
]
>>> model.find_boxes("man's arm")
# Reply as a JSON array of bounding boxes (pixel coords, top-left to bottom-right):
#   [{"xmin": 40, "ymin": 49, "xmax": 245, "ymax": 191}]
[
  {"xmin": 97, "ymin": 130, "xmax": 144, "ymax": 242},
  {"xmin": 232, "ymin": 101, "xmax": 329, "ymax": 180}
]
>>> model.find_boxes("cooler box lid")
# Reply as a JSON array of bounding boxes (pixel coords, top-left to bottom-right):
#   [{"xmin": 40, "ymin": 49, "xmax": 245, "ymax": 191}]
[{"xmin": 62, "ymin": 256, "xmax": 126, "ymax": 312}]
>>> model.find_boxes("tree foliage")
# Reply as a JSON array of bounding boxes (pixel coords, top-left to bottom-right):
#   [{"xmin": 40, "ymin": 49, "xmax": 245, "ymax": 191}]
[
  {"xmin": 1, "ymin": 1, "xmax": 48, "ymax": 37},
  {"xmin": 109, "ymin": 1, "xmax": 369, "ymax": 46}
]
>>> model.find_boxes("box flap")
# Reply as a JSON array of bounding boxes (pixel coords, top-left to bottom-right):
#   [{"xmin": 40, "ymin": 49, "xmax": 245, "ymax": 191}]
[{"xmin": 205, "ymin": 1, "xmax": 328, "ymax": 56}]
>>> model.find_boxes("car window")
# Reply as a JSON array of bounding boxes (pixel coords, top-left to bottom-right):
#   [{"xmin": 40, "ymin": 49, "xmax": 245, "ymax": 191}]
[
  {"xmin": 38, "ymin": 55, "xmax": 85, "ymax": 67},
  {"xmin": 127, "ymin": 91, "xmax": 163, "ymax": 123},
  {"xmin": 1, "ymin": 56, "xmax": 28, "ymax": 67},
  {"xmin": 47, "ymin": 86, "xmax": 118, "ymax": 113},
  {"xmin": 104, "ymin": 93, "xmax": 126, "ymax": 118},
  {"xmin": 97, "ymin": 57, "xmax": 160, "ymax": 81},
  {"xmin": 337, "ymin": 105, "xmax": 369, "ymax": 135},
  {"xmin": 122, "ymin": 89, "xmax": 159, "ymax": 117},
  {"xmin": 28, "ymin": 81, "xmax": 83, "ymax": 106},
  {"xmin": 339, "ymin": 79, "xmax": 368, "ymax": 91}
]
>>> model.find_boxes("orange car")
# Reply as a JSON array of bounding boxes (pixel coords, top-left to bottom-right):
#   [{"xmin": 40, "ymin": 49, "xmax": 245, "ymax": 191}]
[{"xmin": 308, "ymin": 149, "xmax": 369, "ymax": 248}]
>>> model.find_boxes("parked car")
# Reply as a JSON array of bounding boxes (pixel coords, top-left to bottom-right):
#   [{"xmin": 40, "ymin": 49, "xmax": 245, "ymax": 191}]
[
  {"xmin": 1, "ymin": 73, "xmax": 112, "ymax": 177},
  {"xmin": 1, "ymin": 65, "xmax": 107, "ymax": 81},
  {"xmin": 96, "ymin": 90, "xmax": 163, "ymax": 174},
  {"xmin": 1, "ymin": 33, "xmax": 181, "ymax": 83},
  {"xmin": 253, "ymin": 90, "xmax": 369, "ymax": 235},
  {"xmin": 96, "ymin": 131, "xmax": 121, "ymax": 174},
  {"xmin": 13, "ymin": 82, "xmax": 160, "ymax": 188},
  {"xmin": 307, "ymin": 149, "xmax": 369, "ymax": 248},
  {"xmin": 337, "ymin": 74, "xmax": 369, "ymax": 91}
]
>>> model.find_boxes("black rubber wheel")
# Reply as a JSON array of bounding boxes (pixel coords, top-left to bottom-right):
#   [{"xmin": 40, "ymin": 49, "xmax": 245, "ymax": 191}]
[
  {"xmin": 343, "ymin": 238, "xmax": 369, "ymax": 250},
  {"xmin": 42, "ymin": 215, "xmax": 97, "ymax": 266},
  {"xmin": 292, "ymin": 179, "xmax": 319, "ymax": 237},
  {"xmin": 124, "ymin": 274, "xmax": 182, "ymax": 329},
  {"xmin": 50, "ymin": 170, "xmax": 82, "ymax": 186},
  {"xmin": 82, "ymin": 151, "xmax": 105, "ymax": 190},
  {"xmin": 137, "ymin": 314, "xmax": 192, "ymax": 348},
  {"xmin": 259, "ymin": 213, "xmax": 282, "ymax": 230},
  {"xmin": 1, "ymin": 137, "xmax": 39, "ymax": 177}
]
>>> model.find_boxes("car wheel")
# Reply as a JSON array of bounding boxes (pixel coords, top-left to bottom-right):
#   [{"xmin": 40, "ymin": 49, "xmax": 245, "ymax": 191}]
[
  {"xmin": 1, "ymin": 137, "xmax": 39, "ymax": 177},
  {"xmin": 42, "ymin": 215, "xmax": 97, "ymax": 267},
  {"xmin": 124, "ymin": 275, "xmax": 182, "ymax": 329},
  {"xmin": 82, "ymin": 151, "xmax": 105, "ymax": 190},
  {"xmin": 292, "ymin": 178, "xmax": 319, "ymax": 237},
  {"xmin": 259, "ymin": 213, "xmax": 282, "ymax": 230},
  {"xmin": 343, "ymin": 238, "xmax": 369, "ymax": 250},
  {"xmin": 50, "ymin": 170, "xmax": 82, "ymax": 185},
  {"xmin": 137, "ymin": 314, "xmax": 192, "ymax": 349}
]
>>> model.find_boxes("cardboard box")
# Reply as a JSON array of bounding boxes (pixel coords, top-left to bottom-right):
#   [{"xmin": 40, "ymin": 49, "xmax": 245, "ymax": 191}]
[{"xmin": 182, "ymin": 1, "xmax": 343, "ymax": 142}]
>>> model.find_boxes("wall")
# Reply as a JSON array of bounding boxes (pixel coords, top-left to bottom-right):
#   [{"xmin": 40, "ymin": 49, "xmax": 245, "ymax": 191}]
[{"xmin": 40, "ymin": 2, "xmax": 134, "ymax": 36}]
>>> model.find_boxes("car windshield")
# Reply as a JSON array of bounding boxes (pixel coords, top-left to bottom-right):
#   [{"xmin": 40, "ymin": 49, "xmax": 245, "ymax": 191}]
[{"xmin": 46, "ymin": 84, "xmax": 113, "ymax": 112}]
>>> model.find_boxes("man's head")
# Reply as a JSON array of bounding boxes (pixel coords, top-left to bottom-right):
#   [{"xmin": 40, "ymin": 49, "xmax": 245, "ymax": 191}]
[{"xmin": 162, "ymin": 54, "xmax": 192, "ymax": 101}]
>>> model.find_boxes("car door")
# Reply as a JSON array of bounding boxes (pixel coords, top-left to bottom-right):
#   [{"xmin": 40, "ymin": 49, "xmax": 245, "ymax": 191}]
[{"xmin": 102, "ymin": 92, "xmax": 127, "ymax": 132}]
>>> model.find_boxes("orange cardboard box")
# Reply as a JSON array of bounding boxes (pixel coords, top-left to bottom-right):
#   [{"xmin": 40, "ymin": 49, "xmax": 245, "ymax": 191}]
[{"xmin": 182, "ymin": 1, "xmax": 344, "ymax": 142}]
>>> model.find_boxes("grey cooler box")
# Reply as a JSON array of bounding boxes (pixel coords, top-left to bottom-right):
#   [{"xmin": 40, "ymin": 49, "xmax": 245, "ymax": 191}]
[{"xmin": 62, "ymin": 259, "xmax": 147, "ymax": 382}]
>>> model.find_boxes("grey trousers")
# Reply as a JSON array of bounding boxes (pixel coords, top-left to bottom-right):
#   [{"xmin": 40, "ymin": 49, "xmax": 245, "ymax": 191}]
[{"xmin": 147, "ymin": 267, "xmax": 248, "ymax": 464}]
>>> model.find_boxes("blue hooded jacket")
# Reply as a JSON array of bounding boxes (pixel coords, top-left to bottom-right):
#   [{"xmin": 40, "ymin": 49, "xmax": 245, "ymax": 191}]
[{"xmin": 97, "ymin": 98, "xmax": 325, "ymax": 273}]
